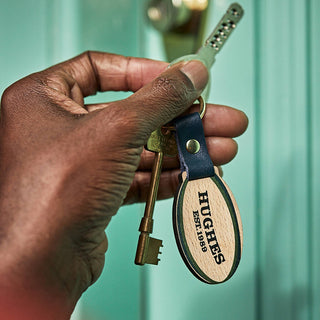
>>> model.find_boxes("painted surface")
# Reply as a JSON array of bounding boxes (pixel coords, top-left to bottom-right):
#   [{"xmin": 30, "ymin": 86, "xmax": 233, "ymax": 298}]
[{"xmin": 0, "ymin": 0, "xmax": 319, "ymax": 319}]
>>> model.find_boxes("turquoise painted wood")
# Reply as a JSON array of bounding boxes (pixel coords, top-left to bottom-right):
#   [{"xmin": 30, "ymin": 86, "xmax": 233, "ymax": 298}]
[
  {"xmin": 0, "ymin": 0, "xmax": 48, "ymax": 93},
  {"xmin": 143, "ymin": 1, "xmax": 256, "ymax": 319},
  {"xmin": 1, "ymin": 0, "xmax": 319, "ymax": 319},
  {"xmin": 309, "ymin": 1, "xmax": 320, "ymax": 318},
  {"xmin": 253, "ymin": 0, "xmax": 312, "ymax": 318},
  {"xmin": 144, "ymin": 0, "xmax": 320, "ymax": 319},
  {"xmin": 75, "ymin": 1, "xmax": 145, "ymax": 319}
]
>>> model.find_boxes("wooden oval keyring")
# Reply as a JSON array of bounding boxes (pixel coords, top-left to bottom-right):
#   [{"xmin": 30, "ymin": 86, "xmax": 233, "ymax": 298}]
[
  {"xmin": 173, "ymin": 170, "xmax": 242, "ymax": 284},
  {"xmin": 172, "ymin": 112, "xmax": 243, "ymax": 284}
]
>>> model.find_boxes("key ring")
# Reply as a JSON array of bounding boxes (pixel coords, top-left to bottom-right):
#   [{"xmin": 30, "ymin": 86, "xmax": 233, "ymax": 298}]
[
  {"xmin": 162, "ymin": 96, "xmax": 206, "ymax": 132},
  {"xmin": 197, "ymin": 95, "xmax": 206, "ymax": 119}
]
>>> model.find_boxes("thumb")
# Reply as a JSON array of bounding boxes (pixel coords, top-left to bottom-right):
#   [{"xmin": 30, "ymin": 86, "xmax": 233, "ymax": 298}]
[{"xmin": 124, "ymin": 60, "xmax": 208, "ymax": 136}]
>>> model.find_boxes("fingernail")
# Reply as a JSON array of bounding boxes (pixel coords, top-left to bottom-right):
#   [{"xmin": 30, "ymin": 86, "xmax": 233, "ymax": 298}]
[{"xmin": 180, "ymin": 60, "xmax": 209, "ymax": 91}]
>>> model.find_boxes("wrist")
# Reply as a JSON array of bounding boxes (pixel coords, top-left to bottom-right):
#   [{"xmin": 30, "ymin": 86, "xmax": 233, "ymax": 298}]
[
  {"xmin": 0, "ymin": 167, "xmax": 80, "ymax": 319},
  {"xmin": 0, "ymin": 283, "xmax": 75, "ymax": 320}
]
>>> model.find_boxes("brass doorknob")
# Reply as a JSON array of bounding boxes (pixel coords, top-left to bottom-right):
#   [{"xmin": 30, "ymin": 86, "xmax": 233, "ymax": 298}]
[
  {"xmin": 147, "ymin": 0, "xmax": 191, "ymax": 32},
  {"xmin": 146, "ymin": 0, "xmax": 209, "ymax": 60}
]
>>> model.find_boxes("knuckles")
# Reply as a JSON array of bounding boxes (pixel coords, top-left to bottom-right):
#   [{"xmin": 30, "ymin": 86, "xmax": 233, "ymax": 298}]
[
  {"xmin": 1, "ymin": 76, "xmax": 43, "ymax": 117},
  {"xmin": 1, "ymin": 81, "xmax": 20, "ymax": 110},
  {"xmin": 1, "ymin": 81, "xmax": 26, "ymax": 121}
]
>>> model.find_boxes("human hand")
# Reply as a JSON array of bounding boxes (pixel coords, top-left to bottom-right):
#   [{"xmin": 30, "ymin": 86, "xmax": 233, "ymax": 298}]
[{"xmin": 0, "ymin": 51, "xmax": 247, "ymax": 318}]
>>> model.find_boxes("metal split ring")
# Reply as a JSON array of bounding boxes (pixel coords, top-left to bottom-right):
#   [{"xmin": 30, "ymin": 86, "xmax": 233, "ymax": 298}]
[{"xmin": 197, "ymin": 95, "xmax": 206, "ymax": 119}]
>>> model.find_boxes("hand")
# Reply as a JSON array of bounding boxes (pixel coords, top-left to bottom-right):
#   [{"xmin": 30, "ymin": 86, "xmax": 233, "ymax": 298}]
[{"xmin": 0, "ymin": 51, "xmax": 248, "ymax": 318}]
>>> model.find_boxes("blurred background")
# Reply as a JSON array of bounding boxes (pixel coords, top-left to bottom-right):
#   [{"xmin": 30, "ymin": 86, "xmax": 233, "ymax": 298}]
[{"xmin": 0, "ymin": 0, "xmax": 319, "ymax": 319}]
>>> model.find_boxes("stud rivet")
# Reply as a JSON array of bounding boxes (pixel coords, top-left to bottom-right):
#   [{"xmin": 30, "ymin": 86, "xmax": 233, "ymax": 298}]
[{"xmin": 186, "ymin": 139, "xmax": 200, "ymax": 154}]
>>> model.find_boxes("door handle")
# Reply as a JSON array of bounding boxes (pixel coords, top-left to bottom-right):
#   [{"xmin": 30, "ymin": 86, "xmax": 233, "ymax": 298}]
[{"xmin": 146, "ymin": 0, "xmax": 209, "ymax": 60}]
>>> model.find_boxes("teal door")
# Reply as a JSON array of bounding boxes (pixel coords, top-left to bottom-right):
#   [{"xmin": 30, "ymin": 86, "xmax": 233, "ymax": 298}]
[{"xmin": 1, "ymin": 1, "xmax": 319, "ymax": 319}]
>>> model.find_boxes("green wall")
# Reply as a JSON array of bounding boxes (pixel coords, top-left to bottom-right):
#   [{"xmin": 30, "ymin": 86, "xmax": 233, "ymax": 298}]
[{"xmin": 0, "ymin": 0, "xmax": 319, "ymax": 319}]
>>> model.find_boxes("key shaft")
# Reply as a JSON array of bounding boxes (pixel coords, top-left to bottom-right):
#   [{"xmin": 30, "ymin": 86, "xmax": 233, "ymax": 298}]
[
  {"xmin": 135, "ymin": 128, "xmax": 177, "ymax": 265},
  {"xmin": 135, "ymin": 151, "xmax": 163, "ymax": 265},
  {"xmin": 135, "ymin": 126, "xmax": 180, "ymax": 265},
  {"xmin": 144, "ymin": 151, "xmax": 163, "ymax": 219}
]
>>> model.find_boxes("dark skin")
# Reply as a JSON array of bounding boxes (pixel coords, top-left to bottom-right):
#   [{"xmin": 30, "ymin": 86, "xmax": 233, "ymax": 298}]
[{"xmin": 0, "ymin": 51, "xmax": 248, "ymax": 319}]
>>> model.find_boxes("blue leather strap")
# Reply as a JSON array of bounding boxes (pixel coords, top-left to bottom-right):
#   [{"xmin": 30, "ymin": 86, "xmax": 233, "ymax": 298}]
[{"xmin": 174, "ymin": 113, "xmax": 215, "ymax": 180}]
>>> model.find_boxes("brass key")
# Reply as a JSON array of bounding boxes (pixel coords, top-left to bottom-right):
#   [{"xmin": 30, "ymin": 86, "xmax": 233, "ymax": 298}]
[{"xmin": 135, "ymin": 128, "xmax": 177, "ymax": 265}]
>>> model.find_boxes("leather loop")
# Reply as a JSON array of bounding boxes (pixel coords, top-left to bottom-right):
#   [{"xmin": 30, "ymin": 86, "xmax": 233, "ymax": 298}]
[{"xmin": 174, "ymin": 113, "xmax": 215, "ymax": 180}]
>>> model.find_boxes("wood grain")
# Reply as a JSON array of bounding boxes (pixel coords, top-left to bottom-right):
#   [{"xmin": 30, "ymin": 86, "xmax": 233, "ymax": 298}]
[{"xmin": 173, "ymin": 170, "xmax": 242, "ymax": 284}]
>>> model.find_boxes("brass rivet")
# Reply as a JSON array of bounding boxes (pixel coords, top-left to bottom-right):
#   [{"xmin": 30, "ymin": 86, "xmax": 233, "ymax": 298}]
[{"xmin": 186, "ymin": 139, "xmax": 200, "ymax": 154}]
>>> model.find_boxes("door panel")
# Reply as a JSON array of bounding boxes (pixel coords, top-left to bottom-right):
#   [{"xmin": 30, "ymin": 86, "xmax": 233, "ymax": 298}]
[{"xmin": 1, "ymin": 0, "xmax": 319, "ymax": 319}]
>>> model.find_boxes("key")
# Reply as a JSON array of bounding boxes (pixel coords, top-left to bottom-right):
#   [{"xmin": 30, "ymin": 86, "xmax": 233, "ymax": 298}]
[
  {"xmin": 135, "ymin": 128, "xmax": 177, "ymax": 265},
  {"xmin": 170, "ymin": 2, "xmax": 244, "ymax": 98},
  {"xmin": 170, "ymin": 3, "xmax": 244, "ymax": 283},
  {"xmin": 135, "ymin": 3, "xmax": 244, "ymax": 266}
]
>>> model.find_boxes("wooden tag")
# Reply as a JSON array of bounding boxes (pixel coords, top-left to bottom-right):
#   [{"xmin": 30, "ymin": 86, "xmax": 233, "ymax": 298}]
[{"xmin": 173, "ymin": 169, "xmax": 243, "ymax": 284}]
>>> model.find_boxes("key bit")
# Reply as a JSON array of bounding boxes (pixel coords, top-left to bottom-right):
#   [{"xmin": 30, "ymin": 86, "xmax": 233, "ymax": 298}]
[{"xmin": 135, "ymin": 233, "xmax": 163, "ymax": 265}]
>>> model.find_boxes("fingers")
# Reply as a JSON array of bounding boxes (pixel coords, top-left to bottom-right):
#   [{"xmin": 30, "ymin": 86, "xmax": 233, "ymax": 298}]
[
  {"xmin": 125, "ymin": 131, "xmax": 239, "ymax": 204},
  {"xmin": 42, "ymin": 51, "xmax": 168, "ymax": 97},
  {"xmin": 137, "ymin": 102, "xmax": 246, "ymax": 169},
  {"xmin": 190, "ymin": 103, "xmax": 248, "ymax": 137},
  {"xmin": 34, "ymin": 52, "xmax": 209, "ymax": 139},
  {"xmin": 124, "ymin": 169, "xmax": 180, "ymax": 204},
  {"xmin": 87, "ymin": 101, "xmax": 248, "ymax": 137},
  {"xmin": 86, "ymin": 102, "xmax": 113, "ymax": 112},
  {"xmin": 205, "ymin": 137, "xmax": 238, "ymax": 165},
  {"xmin": 114, "ymin": 60, "xmax": 208, "ymax": 139},
  {"xmin": 139, "ymin": 136, "xmax": 238, "ymax": 170},
  {"xmin": 125, "ymin": 164, "xmax": 223, "ymax": 204}
]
